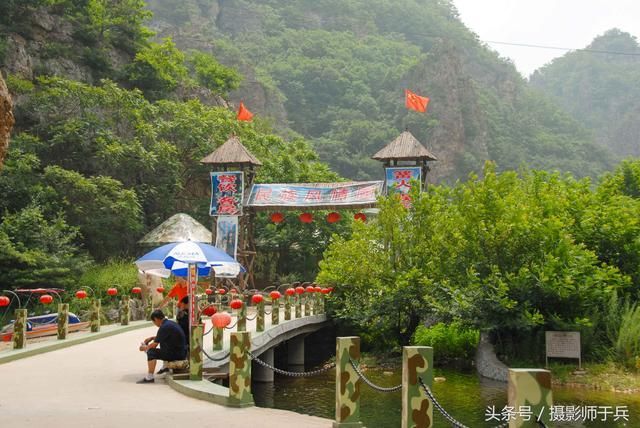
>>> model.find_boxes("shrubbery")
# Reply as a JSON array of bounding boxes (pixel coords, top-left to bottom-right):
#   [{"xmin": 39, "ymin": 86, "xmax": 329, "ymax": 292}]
[{"xmin": 413, "ymin": 323, "xmax": 479, "ymax": 363}]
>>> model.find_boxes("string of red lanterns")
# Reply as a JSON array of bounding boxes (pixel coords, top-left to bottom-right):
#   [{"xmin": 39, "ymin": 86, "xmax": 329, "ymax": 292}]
[{"xmin": 269, "ymin": 212, "xmax": 367, "ymax": 224}]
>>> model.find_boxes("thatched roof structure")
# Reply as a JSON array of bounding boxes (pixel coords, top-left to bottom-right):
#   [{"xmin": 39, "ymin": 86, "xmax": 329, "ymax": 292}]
[
  {"xmin": 138, "ymin": 213, "xmax": 211, "ymax": 245},
  {"xmin": 200, "ymin": 135, "xmax": 262, "ymax": 167},
  {"xmin": 372, "ymin": 131, "xmax": 437, "ymax": 162}
]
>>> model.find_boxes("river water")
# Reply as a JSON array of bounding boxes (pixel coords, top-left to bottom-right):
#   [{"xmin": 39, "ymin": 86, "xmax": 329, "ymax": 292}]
[{"xmin": 252, "ymin": 364, "xmax": 639, "ymax": 427}]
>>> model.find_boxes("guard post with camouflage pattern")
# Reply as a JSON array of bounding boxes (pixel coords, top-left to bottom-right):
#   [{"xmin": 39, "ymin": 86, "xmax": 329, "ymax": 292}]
[
  {"xmin": 508, "ymin": 369, "xmax": 553, "ymax": 428},
  {"xmin": 213, "ymin": 324, "xmax": 223, "ymax": 351},
  {"xmin": 229, "ymin": 331, "xmax": 254, "ymax": 407},
  {"xmin": 285, "ymin": 294, "xmax": 292, "ymax": 320},
  {"xmin": 237, "ymin": 298, "xmax": 247, "ymax": 332},
  {"xmin": 168, "ymin": 299, "xmax": 176, "ymax": 319},
  {"xmin": 13, "ymin": 308, "xmax": 27, "ymax": 349},
  {"xmin": 120, "ymin": 296, "xmax": 130, "ymax": 325},
  {"xmin": 190, "ymin": 324, "xmax": 204, "ymax": 381},
  {"xmin": 90, "ymin": 298, "xmax": 101, "ymax": 332},
  {"xmin": 401, "ymin": 346, "xmax": 433, "ymax": 428},
  {"xmin": 145, "ymin": 295, "xmax": 153, "ymax": 321},
  {"xmin": 271, "ymin": 295, "xmax": 280, "ymax": 326},
  {"xmin": 57, "ymin": 303, "xmax": 69, "ymax": 340},
  {"xmin": 333, "ymin": 336, "xmax": 364, "ymax": 428},
  {"xmin": 295, "ymin": 294, "xmax": 301, "ymax": 318},
  {"xmin": 256, "ymin": 299, "xmax": 265, "ymax": 332}
]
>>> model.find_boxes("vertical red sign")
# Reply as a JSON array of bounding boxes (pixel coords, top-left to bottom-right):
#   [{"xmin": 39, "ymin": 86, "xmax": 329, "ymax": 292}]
[{"xmin": 188, "ymin": 264, "xmax": 198, "ymax": 327}]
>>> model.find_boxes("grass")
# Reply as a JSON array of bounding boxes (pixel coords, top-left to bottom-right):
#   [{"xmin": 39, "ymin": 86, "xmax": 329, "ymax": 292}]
[{"xmin": 548, "ymin": 361, "xmax": 640, "ymax": 393}]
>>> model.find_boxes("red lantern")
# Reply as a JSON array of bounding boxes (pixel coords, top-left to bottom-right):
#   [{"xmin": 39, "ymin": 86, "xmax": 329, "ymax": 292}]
[
  {"xmin": 354, "ymin": 212, "xmax": 367, "ymax": 222},
  {"xmin": 269, "ymin": 291, "xmax": 282, "ymax": 300},
  {"xmin": 40, "ymin": 294, "xmax": 53, "ymax": 305},
  {"xmin": 295, "ymin": 286, "xmax": 305, "ymax": 295},
  {"xmin": 75, "ymin": 290, "xmax": 88, "ymax": 299},
  {"xmin": 299, "ymin": 212, "xmax": 313, "ymax": 223},
  {"xmin": 212, "ymin": 312, "xmax": 232, "ymax": 328},
  {"xmin": 306, "ymin": 285, "xmax": 315, "ymax": 293},
  {"xmin": 131, "ymin": 287, "xmax": 142, "ymax": 294},
  {"xmin": 327, "ymin": 212, "xmax": 341, "ymax": 223},
  {"xmin": 321, "ymin": 288, "xmax": 330, "ymax": 294},
  {"xmin": 230, "ymin": 299, "xmax": 243, "ymax": 310},
  {"xmin": 252, "ymin": 294, "xmax": 264, "ymax": 304},
  {"xmin": 156, "ymin": 287, "xmax": 165, "ymax": 294},
  {"xmin": 107, "ymin": 288, "xmax": 118, "ymax": 296},
  {"xmin": 205, "ymin": 288, "xmax": 213, "ymax": 295},
  {"xmin": 285, "ymin": 288, "xmax": 295, "ymax": 297},
  {"xmin": 202, "ymin": 305, "xmax": 217, "ymax": 317},
  {"xmin": 270, "ymin": 212, "xmax": 284, "ymax": 224},
  {"xmin": 328, "ymin": 287, "xmax": 334, "ymax": 293},
  {"xmin": 217, "ymin": 288, "xmax": 226, "ymax": 295},
  {"xmin": 0, "ymin": 296, "xmax": 10, "ymax": 307},
  {"xmin": 314, "ymin": 286, "xmax": 322, "ymax": 292}
]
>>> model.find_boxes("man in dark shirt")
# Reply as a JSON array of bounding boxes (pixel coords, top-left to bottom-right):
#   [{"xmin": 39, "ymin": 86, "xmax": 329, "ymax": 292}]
[
  {"xmin": 176, "ymin": 296, "xmax": 190, "ymax": 345},
  {"xmin": 137, "ymin": 309, "xmax": 186, "ymax": 384}
]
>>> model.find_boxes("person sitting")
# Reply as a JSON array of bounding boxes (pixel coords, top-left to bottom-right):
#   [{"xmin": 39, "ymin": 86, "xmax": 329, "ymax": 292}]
[
  {"xmin": 137, "ymin": 309, "xmax": 186, "ymax": 384},
  {"xmin": 176, "ymin": 296, "xmax": 190, "ymax": 345},
  {"xmin": 158, "ymin": 277, "xmax": 187, "ymax": 309}
]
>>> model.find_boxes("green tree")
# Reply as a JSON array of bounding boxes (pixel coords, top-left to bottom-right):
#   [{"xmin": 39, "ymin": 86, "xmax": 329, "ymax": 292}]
[{"xmin": 188, "ymin": 51, "xmax": 242, "ymax": 96}]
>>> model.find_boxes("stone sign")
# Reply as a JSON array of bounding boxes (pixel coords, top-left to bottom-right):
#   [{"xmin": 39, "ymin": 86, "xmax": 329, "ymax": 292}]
[{"xmin": 545, "ymin": 331, "xmax": 581, "ymax": 368}]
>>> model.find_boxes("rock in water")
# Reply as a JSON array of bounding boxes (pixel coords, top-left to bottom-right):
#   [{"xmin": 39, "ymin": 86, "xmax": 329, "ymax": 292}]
[{"xmin": 0, "ymin": 74, "xmax": 14, "ymax": 170}]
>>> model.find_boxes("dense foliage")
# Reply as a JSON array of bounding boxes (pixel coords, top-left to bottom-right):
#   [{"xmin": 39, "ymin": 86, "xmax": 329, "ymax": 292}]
[{"xmin": 319, "ymin": 161, "xmax": 640, "ymax": 360}]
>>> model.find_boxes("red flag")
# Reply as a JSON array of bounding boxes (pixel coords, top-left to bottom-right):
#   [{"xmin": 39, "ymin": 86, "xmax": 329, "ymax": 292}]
[
  {"xmin": 237, "ymin": 102, "xmax": 253, "ymax": 121},
  {"xmin": 405, "ymin": 89, "xmax": 429, "ymax": 113}
]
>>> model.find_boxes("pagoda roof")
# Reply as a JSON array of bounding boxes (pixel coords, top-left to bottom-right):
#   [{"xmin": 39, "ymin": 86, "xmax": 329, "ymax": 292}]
[{"xmin": 372, "ymin": 131, "xmax": 437, "ymax": 161}]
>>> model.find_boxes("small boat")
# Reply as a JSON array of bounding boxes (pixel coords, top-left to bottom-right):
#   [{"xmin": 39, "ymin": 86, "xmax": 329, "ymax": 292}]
[{"xmin": 1, "ymin": 313, "xmax": 90, "ymax": 342}]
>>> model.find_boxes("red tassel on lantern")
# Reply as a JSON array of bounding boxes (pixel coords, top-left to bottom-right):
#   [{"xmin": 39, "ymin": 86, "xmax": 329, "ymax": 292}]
[
  {"xmin": 271, "ymin": 212, "xmax": 284, "ymax": 224},
  {"xmin": 299, "ymin": 212, "xmax": 313, "ymax": 223},
  {"xmin": 327, "ymin": 212, "xmax": 341, "ymax": 223},
  {"xmin": 354, "ymin": 212, "xmax": 367, "ymax": 222}
]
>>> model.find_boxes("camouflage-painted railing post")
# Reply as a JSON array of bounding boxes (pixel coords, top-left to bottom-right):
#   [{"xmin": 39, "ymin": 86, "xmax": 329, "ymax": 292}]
[
  {"xmin": 90, "ymin": 298, "xmax": 101, "ymax": 332},
  {"xmin": 168, "ymin": 299, "xmax": 176, "ymax": 319},
  {"xmin": 13, "ymin": 309, "xmax": 27, "ymax": 349},
  {"xmin": 120, "ymin": 296, "xmax": 130, "ymax": 326},
  {"xmin": 215, "ymin": 293, "xmax": 222, "ymax": 311},
  {"xmin": 295, "ymin": 295, "xmax": 301, "ymax": 318},
  {"xmin": 303, "ymin": 294, "xmax": 309, "ymax": 317},
  {"xmin": 401, "ymin": 346, "xmax": 433, "ymax": 428},
  {"xmin": 319, "ymin": 292, "xmax": 325, "ymax": 314},
  {"xmin": 285, "ymin": 295, "xmax": 292, "ymax": 320},
  {"xmin": 212, "ymin": 325, "xmax": 223, "ymax": 351},
  {"xmin": 238, "ymin": 300, "xmax": 247, "ymax": 332},
  {"xmin": 271, "ymin": 297, "xmax": 280, "ymax": 326},
  {"xmin": 57, "ymin": 303, "xmax": 69, "ymax": 340},
  {"xmin": 229, "ymin": 331, "xmax": 254, "ymax": 407},
  {"xmin": 508, "ymin": 369, "xmax": 553, "ymax": 428},
  {"xmin": 189, "ymin": 324, "xmax": 204, "ymax": 380},
  {"xmin": 256, "ymin": 300, "xmax": 265, "ymax": 332},
  {"xmin": 333, "ymin": 336, "xmax": 363, "ymax": 428}
]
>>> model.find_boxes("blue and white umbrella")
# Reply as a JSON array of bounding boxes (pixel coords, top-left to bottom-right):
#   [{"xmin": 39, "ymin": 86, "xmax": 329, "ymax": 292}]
[{"xmin": 135, "ymin": 241, "xmax": 244, "ymax": 278}]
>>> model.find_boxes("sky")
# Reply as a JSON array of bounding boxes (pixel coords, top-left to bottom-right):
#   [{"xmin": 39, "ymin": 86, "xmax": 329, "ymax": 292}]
[{"xmin": 452, "ymin": 0, "xmax": 640, "ymax": 77}]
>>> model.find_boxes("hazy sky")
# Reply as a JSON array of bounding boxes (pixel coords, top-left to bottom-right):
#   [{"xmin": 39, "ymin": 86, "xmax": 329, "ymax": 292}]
[{"xmin": 452, "ymin": 0, "xmax": 640, "ymax": 77}]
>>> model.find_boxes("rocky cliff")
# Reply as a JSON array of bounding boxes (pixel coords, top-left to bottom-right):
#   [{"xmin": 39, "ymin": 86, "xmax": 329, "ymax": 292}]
[{"xmin": 0, "ymin": 74, "xmax": 14, "ymax": 170}]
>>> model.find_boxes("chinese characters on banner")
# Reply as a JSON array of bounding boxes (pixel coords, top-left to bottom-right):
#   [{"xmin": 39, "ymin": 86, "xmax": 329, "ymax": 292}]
[
  {"xmin": 385, "ymin": 167, "xmax": 422, "ymax": 208},
  {"xmin": 188, "ymin": 264, "xmax": 197, "ymax": 327},
  {"xmin": 247, "ymin": 181, "xmax": 383, "ymax": 208},
  {"xmin": 210, "ymin": 172, "xmax": 244, "ymax": 216},
  {"xmin": 215, "ymin": 216, "xmax": 238, "ymax": 260}
]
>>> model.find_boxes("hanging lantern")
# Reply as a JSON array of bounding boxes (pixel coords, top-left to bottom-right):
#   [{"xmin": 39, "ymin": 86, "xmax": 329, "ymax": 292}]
[
  {"xmin": 269, "ymin": 291, "xmax": 282, "ymax": 300},
  {"xmin": 202, "ymin": 305, "xmax": 217, "ymax": 317},
  {"xmin": 299, "ymin": 212, "xmax": 313, "ymax": 223},
  {"xmin": 270, "ymin": 212, "xmax": 284, "ymax": 224},
  {"xmin": 328, "ymin": 287, "xmax": 334, "ymax": 293},
  {"xmin": 305, "ymin": 285, "xmax": 315, "ymax": 293},
  {"xmin": 354, "ymin": 212, "xmax": 367, "ymax": 222},
  {"xmin": 314, "ymin": 286, "xmax": 322, "ymax": 293},
  {"xmin": 205, "ymin": 288, "xmax": 213, "ymax": 295},
  {"xmin": 107, "ymin": 288, "xmax": 118, "ymax": 296},
  {"xmin": 217, "ymin": 288, "xmax": 227, "ymax": 295},
  {"xmin": 156, "ymin": 287, "xmax": 165, "ymax": 294},
  {"xmin": 40, "ymin": 294, "xmax": 54, "ymax": 305},
  {"xmin": 285, "ymin": 288, "xmax": 295, "ymax": 297},
  {"xmin": 212, "ymin": 312, "xmax": 232, "ymax": 328},
  {"xmin": 252, "ymin": 294, "xmax": 264, "ymax": 304},
  {"xmin": 295, "ymin": 286, "xmax": 305, "ymax": 295},
  {"xmin": 321, "ymin": 288, "xmax": 330, "ymax": 294},
  {"xmin": 327, "ymin": 212, "xmax": 341, "ymax": 223},
  {"xmin": 75, "ymin": 290, "xmax": 88, "ymax": 299},
  {"xmin": 0, "ymin": 296, "xmax": 10, "ymax": 307},
  {"xmin": 230, "ymin": 299, "xmax": 243, "ymax": 310},
  {"xmin": 131, "ymin": 287, "xmax": 142, "ymax": 294}
]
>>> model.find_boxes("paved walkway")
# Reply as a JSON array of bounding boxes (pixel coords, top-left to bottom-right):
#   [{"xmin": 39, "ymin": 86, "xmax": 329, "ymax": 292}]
[{"xmin": 0, "ymin": 313, "xmax": 332, "ymax": 428}]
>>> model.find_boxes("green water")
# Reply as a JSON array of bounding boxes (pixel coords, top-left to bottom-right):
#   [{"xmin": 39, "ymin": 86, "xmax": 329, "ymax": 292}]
[{"xmin": 252, "ymin": 365, "xmax": 640, "ymax": 427}]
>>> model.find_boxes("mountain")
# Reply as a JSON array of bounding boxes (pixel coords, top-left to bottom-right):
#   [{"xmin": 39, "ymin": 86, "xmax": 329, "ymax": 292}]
[
  {"xmin": 147, "ymin": 0, "xmax": 614, "ymax": 182},
  {"xmin": 530, "ymin": 29, "xmax": 640, "ymax": 159}
]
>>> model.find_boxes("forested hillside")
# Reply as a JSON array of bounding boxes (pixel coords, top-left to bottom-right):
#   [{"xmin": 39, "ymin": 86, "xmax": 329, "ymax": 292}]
[
  {"xmin": 531, "ymin": 29, "xmax": 640, "ymax": 159},
  {"xmin": 147, "ymin": 0, "xmax": 614, "ymax": 182}
]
